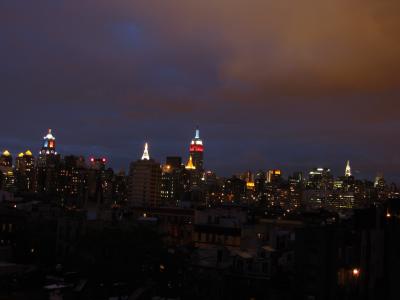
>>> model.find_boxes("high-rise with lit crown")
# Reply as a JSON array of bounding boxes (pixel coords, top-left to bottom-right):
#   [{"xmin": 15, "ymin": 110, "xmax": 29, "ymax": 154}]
[
  {"xmin": 189, "ymin": 127, "xmax": 204, "ymax": 171},
  {"xmin": 128, "ymin": 142, "xmax": 161, "ymax": 207},
  {"xmin": 15, "ymin": 150, "xmax": 35, "ymax": 193},
  {"xmin": 345, "ymin": 160, "xmax": 351, "ymax": 177},
  {"xmin": 36, "ymin": 129, "xmax": 61, "ymax": 194},
  {"xmin": 40, "ymin": 129, "xmax": 57, "ymax": 156},
  {"xmin": 0, "ymin": 150, "xmax": 15, "ymax": 191}
]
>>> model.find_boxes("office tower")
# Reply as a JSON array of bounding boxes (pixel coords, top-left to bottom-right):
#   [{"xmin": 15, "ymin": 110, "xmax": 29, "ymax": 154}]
[
  {"xmin": 161, "ymin": 163, "xmax": 175, "ymax": 206},
  {"xmin": 40, "ymin": 129, "xmax": 57, "ymax": 157},
  {"xmin": 267, "ymin": 169, "xmax": 282, "ymax": 184},
  {"xmin": 307, "ymin": 167, "xmax": 333, "ymax": 190},
  {"xmin": 15, "ymin": 150, "xmax": 35, "ymax": 193},
  {"xmin": 189, "ymin": 127, "xmax": 204, "ymax": 171},
  {"xmin": 160, "ymin": 156, "xmax": 184, "ymax": 206},
  {"xmin": 288, "ymin": 172, "xmax": 303, "ymax": 210},
  {"xmin": 57, "ymin": 155, "xmax": 87, "ymax": 205},
  {"xmin": 128, "ymin": 143, "xmax": 161, "ymax": 207},
  {"xmin": 0, "ymin": 150, "xmax": 15, "ymax": 191},
  {"xmin": 0, "ymin": 150, "xmax": 12, "ymax": 167},
  {"xmin": 86, "ymin": 157, "xmax": 114, "ymax": 206},
  {"xmin": 36, "ymin": 129, "xmax": 61, "ymax": 195}
]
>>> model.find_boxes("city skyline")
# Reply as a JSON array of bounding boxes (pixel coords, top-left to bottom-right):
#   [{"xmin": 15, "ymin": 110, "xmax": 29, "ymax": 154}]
[
  {"xmin": 1, "ymin": 2, "xmax": 399, "ymax": 299},
  {"xmin": 0, "ymin": 127, "xmax": 394, "ymax": 183}
]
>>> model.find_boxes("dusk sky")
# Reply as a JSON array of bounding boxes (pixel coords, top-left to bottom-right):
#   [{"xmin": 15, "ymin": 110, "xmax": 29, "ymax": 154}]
[{"xmin": 1, "ymin": 1, "xmax": 400, "ymax": 180}]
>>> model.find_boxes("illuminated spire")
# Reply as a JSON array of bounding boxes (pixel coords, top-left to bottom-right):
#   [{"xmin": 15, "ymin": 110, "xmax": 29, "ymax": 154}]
[
  {"xmin": 41, "ymin": 128, "xmax": 56, "ymax": 155},
  {"xmin": 141, "ymin": 142, "xmax": 150, "ymax": 160},
  {"xmin": 44, "ymin": 129, "xmax": 55, "ymax": 140},
  {"xmin": 345, "ymin": 160, "xmax": 351, "ymax": 177},
  {"xmin": 185, "ymin": 155, "xmax": 196, "ymax": 170},
  {"xmin": 195, "ymin": 126, "xmax": 200, "ymax": 139}
]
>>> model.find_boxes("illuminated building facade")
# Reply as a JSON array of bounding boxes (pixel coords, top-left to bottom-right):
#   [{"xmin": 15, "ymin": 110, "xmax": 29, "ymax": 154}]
[
  {"xmin": 0, "ymin": 150, "xmax": 12, "ymax": 167},
  {"xmin": 128, "ymin": 143, "xmax": 161, "ymax": 207},
  {"xmin": 267, "ymin": 169, "xmax": 282, "ymax": 184},
  {"xmin": 86, "ymin": 156, "xmax": 113, "ymax": 206},
  {"xmin": 288, "ymin": 172, "xmax": 303, "ymax": 210},
  {"xmin": 57, "ymin": 155, "xmax": 87, "ymax": 204},
  {"xmin": 15, "ymin": 150, "xmax": 35, "ymax": 193},
  {"xmin": 307, "ymin": 167, "xmax": 333, "ymax": 190},
  {"xmin": 161, "ymin": 163, "xmax": 175, "ymax": 205},
  {"xmin": 36, "ymin": 129, "xmax": 61, "ymax": 194},
  {"xmin": 189, "ymin": 127, "xmax": 204, "ymax": 171},
  {"xmin": 40, "ymin": 129, "xmax": 57, "ymax": 156},
  {"xmin": 0, "ymin": 150, "xmax": 15, "ymax": 191},
  {"xmin": 161, "ymin": 157, "xmax": 183, "ymax": 206},
  {"xmin": 345, "ymin": 160, "xmax": 351, "ymax": 177}
]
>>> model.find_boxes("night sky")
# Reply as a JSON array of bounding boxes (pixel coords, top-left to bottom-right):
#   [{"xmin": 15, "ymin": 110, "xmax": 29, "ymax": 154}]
[{"xmin": 1, "ymin": 1, "xmax": 400, "ymax": 181}]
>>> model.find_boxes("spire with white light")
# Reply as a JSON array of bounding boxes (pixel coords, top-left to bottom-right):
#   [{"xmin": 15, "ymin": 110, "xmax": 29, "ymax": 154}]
[
  {"xmin": 141, "ymin": 142, "xmax": 150, "ymax": 160},
  {"xmin": 345, "ymin": 160, "xmax": 351, "ymax": 177}
]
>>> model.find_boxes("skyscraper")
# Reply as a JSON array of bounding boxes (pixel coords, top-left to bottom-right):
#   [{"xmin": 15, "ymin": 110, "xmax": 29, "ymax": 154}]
[
  {"xmin": 40, "ymin": 129, "xmax": 57, "ymax": 156},
  {"xmin": 161, "ymin": 156, "xmax": 183, "ymax": 206},
  {"xmin": 15, "ymin": 150, "xmax": 35, "ymax": 193},
  {"xmin": 0, "ymin": 150, "xmax": 15, "ymax": 191},
  {"xmin": 36, "ymin": 129, "xmax": 61, "ymax": 194},
  {"xmin": 128, "ymin": 143, "xmax": 161, "ymax": 207},
  {"xmin": 345, "ymin": 160, "xmax": 351, "ymax": 177},
  {"xmin": 189, "ymin": 127, "xmax": 204, "ymax": 171}
]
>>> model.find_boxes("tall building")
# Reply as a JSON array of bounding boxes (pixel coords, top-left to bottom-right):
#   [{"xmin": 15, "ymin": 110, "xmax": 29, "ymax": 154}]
[
  {"xmin": 161, "ymin": 164, "xmax": 175, "ymax": 206},
  {"xmin": 345, "ymin": 160, "xmax": 351, "ymax": 177},
  {"xmin": 86, "ymin": 156, "xmax": 114, "ymax": 206},
  {"xmin": 267, "ymin": 169, "xmax": 282, "ymax": 184},
  {"xmin": 0, "ymin": 150, "xmax": 15, "ymax": 191},
  {"xmin": 307, "ymin": 167, "xmax": 333, "ymax": 190},
  {"xmin": 0, "ymin": 150, "xmax": 12, "ymax": 167},
  {"xmin": 36, "ymin": 129, "xmax": 61, "ymax": 194},
  {"xmin": 57, "ymin": 155, "xmax": 87, "ymax": 205},
  {"xmin": 288, "ymin": 172, "xmax": 303, "ymax": 210},
  {"xmin": 15, "ymin": 150, "xmax": 35, "ymax": 193},
  {"xmin": 161, "ymin": 156, "xmax": 183, "ymax": 206},
  {"xmin": 189, "ymin": 127, "xmax": 204, "ymax": 171},
  {"xmin": 128, "ymin": 143, "xmax": 161, "ymax": 207},
  {"xmin": 40, "ymin": 129, "xmax": 57, "ymax": 157}
]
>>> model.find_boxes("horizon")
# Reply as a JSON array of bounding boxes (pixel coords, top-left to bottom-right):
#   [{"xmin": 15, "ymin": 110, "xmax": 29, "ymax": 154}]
[{"xmin": 0, "ymin": 127, "xmax": 395, "ymax": 183}]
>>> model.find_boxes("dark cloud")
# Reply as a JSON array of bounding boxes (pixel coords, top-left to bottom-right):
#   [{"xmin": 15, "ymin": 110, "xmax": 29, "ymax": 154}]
[{"xmin": 0, "ymin": 0, "xmax": 399, "ymax": 181}]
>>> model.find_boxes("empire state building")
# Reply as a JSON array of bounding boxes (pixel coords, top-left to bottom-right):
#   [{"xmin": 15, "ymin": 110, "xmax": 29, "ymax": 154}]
[{"xmin": 189, "ymin": 127, "xmax": 204, "ymax": 171}]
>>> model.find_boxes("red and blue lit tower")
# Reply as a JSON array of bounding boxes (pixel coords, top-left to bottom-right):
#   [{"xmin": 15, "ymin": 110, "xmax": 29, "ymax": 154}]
[
  {"xmin": 189, "ymin": 127, "xmax": 204, "ymax": 171},
  {"xmin": 40, "ymin": 129, "xmax": 57, "ymax": 156}
]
